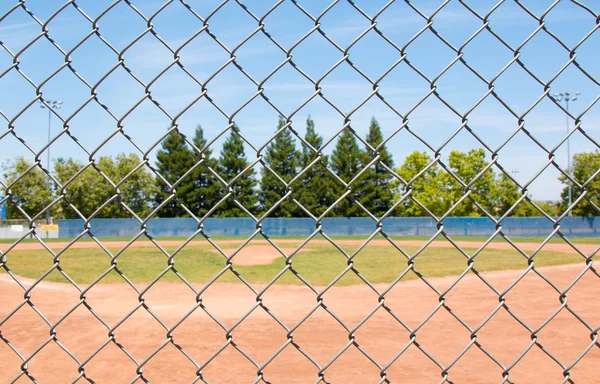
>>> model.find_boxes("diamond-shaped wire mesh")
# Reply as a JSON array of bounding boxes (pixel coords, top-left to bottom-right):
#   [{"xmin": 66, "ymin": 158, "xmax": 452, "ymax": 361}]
[{"xmin": 1, "ymin": 0, "xmax": 599, "ymax": 383}]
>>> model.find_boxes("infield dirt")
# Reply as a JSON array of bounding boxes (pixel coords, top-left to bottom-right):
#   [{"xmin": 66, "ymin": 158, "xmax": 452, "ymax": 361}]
[{"xmin": 1, "ymin": 263, "xmax": 598, "ymax": 383}]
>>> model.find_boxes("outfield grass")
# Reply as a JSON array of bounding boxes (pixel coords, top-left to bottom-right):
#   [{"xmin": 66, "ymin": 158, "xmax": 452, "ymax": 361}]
[{"xmin": 1, "ymin": 243, "xmax": 586, "ymax": 286}]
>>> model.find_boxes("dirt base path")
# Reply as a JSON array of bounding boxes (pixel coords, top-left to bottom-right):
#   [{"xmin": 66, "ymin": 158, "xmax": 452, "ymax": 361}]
[
  {"xmin": 2, "ymin": 238, "xmax": 598, "ymax": 254},
  {"xmin": 1, "ymin": 264, "xmax": 599, "ymax": 383}
]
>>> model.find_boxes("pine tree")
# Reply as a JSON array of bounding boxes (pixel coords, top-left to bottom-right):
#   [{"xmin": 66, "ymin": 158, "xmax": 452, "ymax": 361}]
[
  {"xmin": 187, "ymin": 125, "xmax": 220, "ymax": 217},
  {"xmin": 154, "ymin": 130, "xmax": 195, "ymax": 217},
  {"xmin": 296, "ymin": 116, "xmax": 336, "ymax": 216},
  {"xmin": 330, "ymin": 128, "xmax": 366, "ymax": 217},
  {"xmin": 216, "ymin": 126, "xmax": 258, "ymax": 217},
  {"xmin": 360, "ymin": 117, "xmax": 395, "ymax": 216},
  {"xmin": 260, "ymin": 117, "xmax": 300, "ymax": 217}
]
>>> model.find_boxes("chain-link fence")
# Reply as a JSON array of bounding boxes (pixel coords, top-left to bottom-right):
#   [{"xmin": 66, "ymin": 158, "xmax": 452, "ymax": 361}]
[{"xmin": 1, "ymin": 0, "xmax": 599, "ymax": 383}]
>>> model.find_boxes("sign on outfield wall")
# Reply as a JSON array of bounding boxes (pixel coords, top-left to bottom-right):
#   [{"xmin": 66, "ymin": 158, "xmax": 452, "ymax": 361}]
[{"xmin": 0, "ymin": 196, "xmax": 6, "ymax": 221}]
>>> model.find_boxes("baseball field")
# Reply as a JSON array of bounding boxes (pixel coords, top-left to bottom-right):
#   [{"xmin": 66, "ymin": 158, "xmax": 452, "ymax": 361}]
[{"xmin": 1, "ymin": 235, "xmax": 599, "ymax": 383}]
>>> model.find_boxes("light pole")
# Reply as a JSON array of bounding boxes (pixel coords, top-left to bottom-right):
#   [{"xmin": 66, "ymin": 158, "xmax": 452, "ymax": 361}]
[
  {"xmin": 553, "ymin": 91, "xmax": 579, "ymax": 216},
  {"xmin": 39, "ymin": 100, "xmax": 62, "ymax": 225}
]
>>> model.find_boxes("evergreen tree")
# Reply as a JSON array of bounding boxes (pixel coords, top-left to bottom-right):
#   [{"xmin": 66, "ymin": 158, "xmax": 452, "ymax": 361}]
[
  {"xmin": 296, "ymin": 116, "xmax": 336, "ymax": 216},
  {"xmin": 187, "ymin": 125, "xmax": 220, "ymax": 217},
  {"xmin": 153, "ymin": 130, "xmax": 195, "ymax": 217},
  {"xmin": 260, "ymin": 117, "xmax": 300, "ymax": 217},
  {"xmin": 330, "ymin": 128, "xmax": 366, "ymax": 217},
  {"xmin": 360, "ymin": 117, "xmax": 395, "ymax": 216},
  {"xmin": 216, "ymin": 126, "xmax": 258, "ymax": 217}
]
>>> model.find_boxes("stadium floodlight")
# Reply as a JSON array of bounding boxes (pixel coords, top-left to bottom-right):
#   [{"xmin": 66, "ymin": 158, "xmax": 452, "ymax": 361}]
[
  {"xmin": 553, "ymin": 91, "xmax": 580, "ymax": 216},
  {"xmin": 39, "ymin": 99, "xmax": 63, "ymax": 226}
]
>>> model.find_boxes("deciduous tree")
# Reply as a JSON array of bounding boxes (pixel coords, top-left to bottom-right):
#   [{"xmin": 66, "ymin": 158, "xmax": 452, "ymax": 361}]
[
  {"xmin": 54, "ymin": 154, "xmax": 155, "ymax": 219},
  {"xmin": 560, "ymin": 150, "xmax": 600, "ymax": 216},
  {"xmin": 444, "ymin": 149, "xmax": 495, "ymax": 217},
  {"xmin": 2, "ymin": 157, "xmax": 54, "ymax": 220},
  {"xmin": 395, "ymin": 151, "xmax": 447, "ymax": 216},
  {"xmin": 57, "ymin": 154, "xmax": 154, "ymax": 218}
]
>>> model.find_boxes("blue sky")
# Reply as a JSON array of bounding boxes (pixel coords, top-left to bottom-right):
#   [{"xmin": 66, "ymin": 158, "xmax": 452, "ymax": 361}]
[{"xmin": 0, "ymin": 0, "xmax": 599, "ymax": 201}]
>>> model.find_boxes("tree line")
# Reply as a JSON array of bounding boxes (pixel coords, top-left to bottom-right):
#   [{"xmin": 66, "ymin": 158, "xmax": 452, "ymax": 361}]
[{"xmin": 2, "ymin": 116, "xmax": 596, "ymax": 220}]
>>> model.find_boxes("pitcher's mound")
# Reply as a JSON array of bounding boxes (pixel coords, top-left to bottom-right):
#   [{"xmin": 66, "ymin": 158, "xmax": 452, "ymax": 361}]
[{"xmin": 214, "ymin": 246, "xmax": 313, "ymax": 266}]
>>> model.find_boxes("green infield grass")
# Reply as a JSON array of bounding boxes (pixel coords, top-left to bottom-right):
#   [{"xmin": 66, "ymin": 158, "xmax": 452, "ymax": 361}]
[{"xmin": 1, "ymin": 242, "xmax": 586, "ymax": 286}]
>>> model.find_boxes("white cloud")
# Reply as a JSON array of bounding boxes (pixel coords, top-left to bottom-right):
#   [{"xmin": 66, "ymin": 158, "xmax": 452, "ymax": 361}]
[
  {"xmin": 0, "ymin": 21, "xmax": 38, "ymax": 32},
  {"xmin": 124, "ymin": 36, "xmax": 280, "ymax": 72}
]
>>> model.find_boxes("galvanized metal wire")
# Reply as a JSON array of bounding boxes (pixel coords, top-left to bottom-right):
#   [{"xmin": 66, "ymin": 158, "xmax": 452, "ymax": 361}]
[{"xmin": 1, "ymin": 0, "xmax": 599, "ymax": 383}]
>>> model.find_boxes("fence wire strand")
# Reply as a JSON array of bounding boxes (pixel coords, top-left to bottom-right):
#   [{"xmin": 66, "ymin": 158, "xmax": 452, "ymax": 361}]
[{"xmin": 0, "ymin": 0, "xmax": 599, "ymax": 383}]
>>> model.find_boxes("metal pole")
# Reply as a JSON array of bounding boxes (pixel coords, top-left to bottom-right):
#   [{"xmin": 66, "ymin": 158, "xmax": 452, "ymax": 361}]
[
  {"xmin": 566, "ymin": 98, "xmax": 571, "ymax": 217},
  {"xmin": 554, "ymin": 91, "xmax": 579, "ymax": 216},
  {"xmin": 39, "ymin": 100, "xmax": 61, "ymax": 237},
  {"xmin": 46, "ymin": 107, "xmax": 51, "ymax": 240}
]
